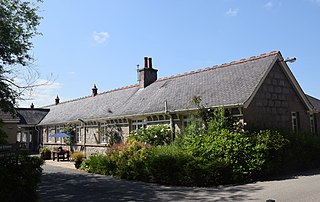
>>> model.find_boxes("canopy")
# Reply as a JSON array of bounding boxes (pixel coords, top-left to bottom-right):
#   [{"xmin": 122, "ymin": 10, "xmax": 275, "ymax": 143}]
[{"xmin": 49, "ymin": 132, "xmax": 73, "ymax": 138}]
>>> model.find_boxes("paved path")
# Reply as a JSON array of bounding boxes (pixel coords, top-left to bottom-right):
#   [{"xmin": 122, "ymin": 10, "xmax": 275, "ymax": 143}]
[{"xmin": 38, "ymin": 160, "xmax": 320, "ymax": 202}]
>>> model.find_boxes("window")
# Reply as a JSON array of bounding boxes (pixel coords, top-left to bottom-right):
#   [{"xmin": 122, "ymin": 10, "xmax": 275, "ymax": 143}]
[
  {"xmin": 100, "ymin": 124, "xmax": 108, "ymax": 144},
  {"xmin": 132, "ymin": 119, "xmax": 146, "ymax": 131},
  {"xmin": 48, "ymin": 127, "xmax": 55, "ymax": 142},
  {"xmin": 76, "ymin": 125, "xmax": 81, "ymax": 143},
  {"xmin": 310, "ymin": 114, "xmax": 315, "ymax": 133},
  {"xmin": 291, "ymin": 112, "xmax": 300, "ymax": 132},
  {"xmin": 56, "ymin": 126, "xmax": 61, "ymax": 143},
  {"xmin": 17, "ymin": 132, "xmax": 21, "ymax": 142},
  {"xmin": 182, "ymin": 115, "xmax": 191, "ymax": 129}
]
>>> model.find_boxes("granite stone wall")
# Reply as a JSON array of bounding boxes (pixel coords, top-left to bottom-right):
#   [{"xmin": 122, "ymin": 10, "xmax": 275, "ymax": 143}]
[{"xmin": 244, "ymin": 62, "xmax": 310, "ymax": 132}]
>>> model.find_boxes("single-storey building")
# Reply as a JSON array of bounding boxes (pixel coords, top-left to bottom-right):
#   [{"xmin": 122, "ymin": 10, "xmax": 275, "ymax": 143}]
[
  {"xmin": 16, "ymin": 104, "xmax": 49, "ymax": 152},
  {"xmin": 38, "ymin": 51, "xmax": 320, "ymax": 155}
]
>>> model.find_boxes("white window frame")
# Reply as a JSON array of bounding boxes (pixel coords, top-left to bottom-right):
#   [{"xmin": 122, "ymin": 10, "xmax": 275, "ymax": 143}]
[
  {"xmin": 76, "ymin": 125, "xmax": 81, "ymax": 143},
  {"xmin": 48, "ymin": 127, "xmax": 55, "ymax": 143},
  {"xmin": 310, "ymin": 114, "xmax": 315, "ymax": 133},
  {"xmin": 100, "ymin": 124, "xmax": 108, "ymax": 144},
  {"xmin": 132, "ymin": 119, "xmax": 146, "ymax": 132},
  {"xmin": 56, "ymin": 126, "xmax": 61, "ymax": 143},
  {"xmin": 17, "ymin": 131, "xmax": 21, "ymax": 142},
  {"xmin": 291, "ymin": 112, "xmax": 300, "ymax": 132}
]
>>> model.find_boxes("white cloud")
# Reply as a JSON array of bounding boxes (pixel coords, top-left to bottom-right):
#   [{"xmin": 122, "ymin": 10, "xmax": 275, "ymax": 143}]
[
  {"xmin": 310, "ymin": 0, "xmax": 320, "ymax": 4},
  {"xmin": 17, "ymin": 79, "xmax": 62, "ymax": 107},
  {"xmin": 226, "ymin": 8, "xmax": 239, "ymax": 17},
  {"xmin": 264, "ymin": 1, "xmax": 273, "ymax": 8},
  {"xmin": 68, "ymin": 71, "xmax": 76, "ymax": 75},
  {"xmin": 93, "ymin": 31, "xmax": 110, "ymax": 44}
]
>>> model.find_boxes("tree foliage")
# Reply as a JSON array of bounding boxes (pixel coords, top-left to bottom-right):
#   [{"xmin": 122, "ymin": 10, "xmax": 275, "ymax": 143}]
[{"xmin": 0, "ymin": 0, "xmax": 42, "ymax": 114}]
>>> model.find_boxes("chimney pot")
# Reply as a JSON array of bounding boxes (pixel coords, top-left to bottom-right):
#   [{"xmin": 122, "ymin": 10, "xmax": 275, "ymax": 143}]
[
  {"xmin": 144, "ymin": 57, "xmax": 149, "ymax": 68},
  {"xmin": 30, "ymin": 103, "xmax": 34, "ymax": 109},
  {"xmin": 55, "ymin": 95, "xmax": 60, "ymax": 105},
  {"xmin": 92, "ymin": 84, "xmax": 98, "ymax": 96},
  {"xmin": 148, "ymin": 57, "xmax": 152, "ymax": 69},
  {"xmin": 139, "ymin": 56, "xmax": 158, "ymax": 88}
]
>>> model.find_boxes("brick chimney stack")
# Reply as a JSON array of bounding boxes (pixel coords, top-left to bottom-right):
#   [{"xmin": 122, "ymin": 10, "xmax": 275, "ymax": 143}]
[
  {"xmin": 139, "ymin": 57, "xmax": 158, "ymax": 88},
  {"xmin": 55, "ymin": 95, "xmax": 60, "ymax": 105},
  {"xmin": 92, "ymin": 84, "xmax": 98, "ymax": 96}
]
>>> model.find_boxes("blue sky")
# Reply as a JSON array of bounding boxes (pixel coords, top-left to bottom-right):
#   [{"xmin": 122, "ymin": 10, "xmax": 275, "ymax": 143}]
[{"xmin": 19, "ymin": 0, "xmax": 320, "ymax": 107}]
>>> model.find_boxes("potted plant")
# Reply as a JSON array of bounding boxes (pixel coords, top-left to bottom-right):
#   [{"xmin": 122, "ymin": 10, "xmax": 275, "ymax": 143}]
[
  {"xmin": 71, "ymin": 151, "xmax": 84, "ymax": 169},
  {"xmin": 39, "ymin": 147, "xmax": 51, "ymax": 160}
]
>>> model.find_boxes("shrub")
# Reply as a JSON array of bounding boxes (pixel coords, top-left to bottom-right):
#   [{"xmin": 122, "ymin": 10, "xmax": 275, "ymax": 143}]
[
  {"xmin": 81, "ymin": 104, "xmax": 320, "ymax": 186},
  {"xmin": 83, "ymin": 141, "xmax": 150, "ymax": 180},
  {"xmin": 145, "ymin": 145, "xmax": 233, "ymax": 186},
  {"xmin": 39, "ymin": 147, "xmax": 51, "ymax": 160},
  {"xmin": 178, "ymin": 116, "xmax": 290, "ymax": 183},
  {"xmin": 128, "ymin": 125, "xmax": 172, "ymax": 146},
  {"xmin": 109, "ymin": 141, "xmax": 150, "ymax": 180},
  {"xmin": 0, "ymin": 155, "xmax": 44, "ymax": 201},
  {"xmin": 270, "ymin": 132, "xmax": 320, "ymax": 175},
  {"xmin": 82, "ymin": 153, "xmax": 114, "ymax": 175},
  {"xmin": 71, "ymin": 151, "xmax": 85, "ymax": 161},
  {"xmin": 145, "ymin": 144, "xmax": 192, "ymax": 185}
]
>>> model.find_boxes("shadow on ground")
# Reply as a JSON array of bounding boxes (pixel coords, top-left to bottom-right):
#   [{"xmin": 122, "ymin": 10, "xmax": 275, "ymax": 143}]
[{"xmin": 38, "ymin": 164, "xmax": 264, "ymax": 202}]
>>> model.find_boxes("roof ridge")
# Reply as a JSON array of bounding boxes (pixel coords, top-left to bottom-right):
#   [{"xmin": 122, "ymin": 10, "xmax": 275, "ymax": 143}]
[
  {"xmin": 16, "ymin": 108, "xmax": 50, "ymax": 111},
  {"xmin": 43, "ymin": 50, "xmax": 279, "ymax": 107},
  {"xmin": 43, "ymin": 83, "xmax": 140, "ymax": 107},
  {"xmin": 156, "ymin": 50, "xmax": 279, "ymax": 82}
]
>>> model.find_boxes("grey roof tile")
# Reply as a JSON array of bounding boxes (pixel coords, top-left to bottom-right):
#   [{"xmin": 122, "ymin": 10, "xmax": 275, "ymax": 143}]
[
  {"xmin": 16, "ymin": 108, "xmax": 49, "ymax": 126},
  {"xmin": 39, "ymin": 51, "xmax": 278, "ymax": 125},
  {"xmin": 306, "ymin": 95, "xmax": 320, "ymax": 111}
]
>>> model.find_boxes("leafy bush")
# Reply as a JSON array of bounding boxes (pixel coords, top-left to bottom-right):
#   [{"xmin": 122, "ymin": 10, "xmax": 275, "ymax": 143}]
[
  {"xmin": 128, "ymin": 125, "xmax": 172, "ymax": 146},
  {"xmin": 82, "ymin": 153, "xmax": 114, "ymax": 175},
  {"xmin": 39, "ymin": 146, "xmax": 51, "ymax": 160},
  {"xmin": 269, "ymin": 132, "xmax": 320, "ymax": 175},
  {"xmin": 178, "ymin": 115, "xmax": 290, "ymax": 183},
  {"xmin": 109, "ymin": 141, "xmax": 150, "ymax": 180},
  {"xmin": 82, "ymin": 104, "xmax": 320, "ymax": 186},
  {"xmin": 71, "ymin": 151, "xmax": 85, "ymax": 161},
  {"xmin": 145, "ymin": 144, "xmax": 192, "ymax": 185},
  {"xmin": 83, "ymin": 141, "xmax": 150, "ymax": 180},
  {"xmin": 0, "ymin": 155, "xmax": 44, "ymax": 201}
]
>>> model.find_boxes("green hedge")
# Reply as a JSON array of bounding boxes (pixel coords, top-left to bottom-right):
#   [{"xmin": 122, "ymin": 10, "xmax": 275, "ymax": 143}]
[
  {"xmin": 82, "ymin": 127, "xmax": 320, "ymax": 186},
  {"xmin": 0, "ymin": 155, "xmax": 44, "ymax": 201}
]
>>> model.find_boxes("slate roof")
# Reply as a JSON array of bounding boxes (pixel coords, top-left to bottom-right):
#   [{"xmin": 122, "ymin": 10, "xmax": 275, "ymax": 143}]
[
  {"xmin": 39, "ymin": 51, "xmax": 280, "ymax": 125},
  {"xmin": 16, "ymin": 108, "xmax": 49, "ymax": 126},
  {"xmin": 306, "ymin": 95, "xmax": 320, "ymax": 112},
  {"xmin": 0, "ymin": 110, "xmax": 19, "ymax": 122}
]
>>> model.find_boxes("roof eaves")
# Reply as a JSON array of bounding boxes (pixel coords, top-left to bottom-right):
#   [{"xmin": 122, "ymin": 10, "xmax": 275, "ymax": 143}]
[
  {"xmin": 277, "ymin": 54, "xmax": 314, "ymax": 111},
  {"xmin": 243, "ymin": 53, "xmax": 279, "ymax": 108}
]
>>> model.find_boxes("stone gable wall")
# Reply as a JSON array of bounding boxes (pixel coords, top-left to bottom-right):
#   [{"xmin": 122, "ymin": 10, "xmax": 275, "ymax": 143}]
[{"xmin": 244, "ymin": 62, "xmax": 310, "ymax": 132}]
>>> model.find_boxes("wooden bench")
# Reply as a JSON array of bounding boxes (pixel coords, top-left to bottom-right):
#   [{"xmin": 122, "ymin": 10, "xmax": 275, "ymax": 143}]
[{"xmin": 52, "ymin": 150, "xmax": 70, "ymax": 161}]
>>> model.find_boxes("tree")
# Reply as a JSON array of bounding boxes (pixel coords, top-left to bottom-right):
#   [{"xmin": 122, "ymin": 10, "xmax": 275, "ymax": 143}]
[{"xmin": 0, "ymin": 0, "xmax": 42, "ymax": 114}]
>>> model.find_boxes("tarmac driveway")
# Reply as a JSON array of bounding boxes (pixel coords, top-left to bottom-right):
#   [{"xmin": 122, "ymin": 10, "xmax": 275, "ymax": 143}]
[{"xmin": 38, "ymin": 160, "xmax": 320, "ymax": 202}]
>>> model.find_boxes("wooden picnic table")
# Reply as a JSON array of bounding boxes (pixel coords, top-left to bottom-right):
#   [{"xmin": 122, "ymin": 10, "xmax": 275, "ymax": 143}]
[{"xmin": 52, "ymin": 150, "xmax": 70, "ymax": 161}]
